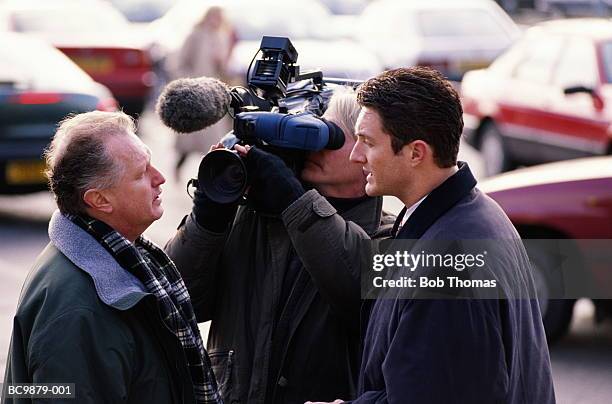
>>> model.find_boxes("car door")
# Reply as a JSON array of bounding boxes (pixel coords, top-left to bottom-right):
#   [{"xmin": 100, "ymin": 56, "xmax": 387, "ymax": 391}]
[
  {"xmin": 499, "ymin": 33, "xmax": 565, "ymax": 164},
  {"xmin": 546, "ymin": 36, "xmax": 610, "ymax": 160}
]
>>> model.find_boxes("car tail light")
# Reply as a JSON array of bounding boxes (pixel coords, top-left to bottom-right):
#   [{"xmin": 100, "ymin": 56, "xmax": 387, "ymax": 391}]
[
  {"xmin": 96, "ymin": 97, "xmax": 119, "ymax": 111},
  {"xmin": 9, "ymin": 93, "xmax": 63, "ymax": 105}
]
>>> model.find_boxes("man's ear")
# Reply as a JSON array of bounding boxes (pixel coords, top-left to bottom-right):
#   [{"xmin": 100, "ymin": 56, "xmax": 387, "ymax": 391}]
[
  {"xmin": 408, "ymin": 140, "xmax": 429, "ymax": 166},
  {"xmin": 83, "ymin": 189, "xmax": 113, "ymax": 214}
]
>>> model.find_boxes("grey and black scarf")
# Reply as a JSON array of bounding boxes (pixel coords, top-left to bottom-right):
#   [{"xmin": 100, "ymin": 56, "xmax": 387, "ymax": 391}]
[{"xmin": 68, "ymin": 213, "xmax": 222, "ymax": 404}]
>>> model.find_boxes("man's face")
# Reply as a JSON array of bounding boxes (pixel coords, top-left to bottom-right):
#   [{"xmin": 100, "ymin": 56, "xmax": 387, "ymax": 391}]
[
  {"xmin": 301, "ymin": 117, "xmax": 366, "ymax": 198},
  {"xmin": 350, "ymin": 107, "xmax": 409, "ymax": 198},
  {"xmin": 102, "ymin": 133, "xmax": 166, "ymax": 235}
]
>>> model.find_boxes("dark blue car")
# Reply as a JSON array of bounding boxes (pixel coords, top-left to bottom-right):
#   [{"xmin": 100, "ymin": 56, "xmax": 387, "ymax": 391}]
[{"xmin": 0, "ymin": 32, "xmax": 117, "ymax": 194}]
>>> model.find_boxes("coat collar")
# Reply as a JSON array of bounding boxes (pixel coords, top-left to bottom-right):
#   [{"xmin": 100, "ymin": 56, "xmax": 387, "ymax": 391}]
[
  {"xmin": 393, "ymin": 162, "xmax": 477, "ymax": 239},
  {"xmin": 48, "ymin": 210, "xmax": 149, "ymax": 310}
]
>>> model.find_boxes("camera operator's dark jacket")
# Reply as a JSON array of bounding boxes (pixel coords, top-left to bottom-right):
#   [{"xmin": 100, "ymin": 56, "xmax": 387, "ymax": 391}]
[
  {"xmin": 3, "ymin": 212, "xmax": 197, "ymax": 404},
  {"xmin": 165, "ymin": 190, "xmax": 394, "ymax": 404}
]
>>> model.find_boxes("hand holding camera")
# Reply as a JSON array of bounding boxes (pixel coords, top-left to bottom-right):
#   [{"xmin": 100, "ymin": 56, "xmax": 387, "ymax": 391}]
[{"xmin": 237, "ymin": 145, "xmax": 305, "ymax": 214}]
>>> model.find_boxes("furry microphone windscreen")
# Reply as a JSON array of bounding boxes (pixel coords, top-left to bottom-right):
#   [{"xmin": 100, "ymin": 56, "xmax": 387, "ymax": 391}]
[{"xmin": 155, "ymin": 77, "xmax": 232, "ymax": 133}]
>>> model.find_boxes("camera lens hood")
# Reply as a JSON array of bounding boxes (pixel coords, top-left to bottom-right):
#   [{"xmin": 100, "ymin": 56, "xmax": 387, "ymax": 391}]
[{"xmin": 198, "ymin": 149, "xmax": 248, "ymax": 204}]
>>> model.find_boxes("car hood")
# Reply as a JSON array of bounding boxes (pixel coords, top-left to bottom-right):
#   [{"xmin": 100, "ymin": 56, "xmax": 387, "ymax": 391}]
[
  {"xmin": 228, "ymin": 39, "xmax": 383, "ymax": 81},
  {"xmin": 479, "ymin": 156, "xmax": 612, "ymax": 193}
]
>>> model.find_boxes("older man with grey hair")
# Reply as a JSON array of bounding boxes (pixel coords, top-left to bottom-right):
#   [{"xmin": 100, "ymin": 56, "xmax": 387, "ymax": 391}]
[{"xmin": 2, "ymin": 111, "xmax": 222, "ymax": 404}]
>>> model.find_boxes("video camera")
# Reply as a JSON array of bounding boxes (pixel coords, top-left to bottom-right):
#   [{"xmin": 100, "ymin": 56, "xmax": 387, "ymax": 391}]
[{"xmin": 194, "ymin": 36, "xmax": 361, "ymax": 204}]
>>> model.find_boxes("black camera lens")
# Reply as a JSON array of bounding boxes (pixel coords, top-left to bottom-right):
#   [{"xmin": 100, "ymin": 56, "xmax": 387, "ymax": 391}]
[{"xmin": 198, "ymin": 149, "xmax": 248, "ymax": 204}]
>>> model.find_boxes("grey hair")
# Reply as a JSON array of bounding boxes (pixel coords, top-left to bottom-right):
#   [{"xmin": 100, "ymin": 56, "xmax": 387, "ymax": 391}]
[
  {"xmin": 323, "ymin": 87, "xmax": 361, "ymax": 139},
  {"xmin": 44, "ymin": 111, "xmax": 136, "ymax": 215}
]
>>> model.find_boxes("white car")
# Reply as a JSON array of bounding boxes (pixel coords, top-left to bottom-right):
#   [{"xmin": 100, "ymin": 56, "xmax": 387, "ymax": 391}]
[{"xmin": 355, "ymin": 0, "xmax": 521, "ymax": 81}]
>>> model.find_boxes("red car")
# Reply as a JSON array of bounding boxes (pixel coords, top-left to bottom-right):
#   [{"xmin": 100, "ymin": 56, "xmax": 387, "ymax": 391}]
[
  {"xmin": 1, "ymin": 0, "xmax": 155, "ymax": 114},
  {"xmin": 480, "ymin": 156, "xmax": 612, "ymax": 343},
  {"xmin": 462, "ymin": 19, "xmax": 612, "ymax": 176}
]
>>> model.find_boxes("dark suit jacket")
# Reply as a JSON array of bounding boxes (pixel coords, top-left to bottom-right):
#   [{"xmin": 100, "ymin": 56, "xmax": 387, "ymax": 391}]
[{"xmin": 351, "ymin": 163, "xmax": 556, "ymax": 404}]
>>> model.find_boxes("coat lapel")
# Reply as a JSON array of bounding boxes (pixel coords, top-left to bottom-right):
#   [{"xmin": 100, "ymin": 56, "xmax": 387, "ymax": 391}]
[{"xmin": 395, "ymin": 162, "xmax": 477, "ymax": 240}]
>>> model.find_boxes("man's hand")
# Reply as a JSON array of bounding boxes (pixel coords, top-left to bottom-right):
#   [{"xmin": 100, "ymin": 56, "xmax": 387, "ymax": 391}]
[
  {"xmin": 236, "ymin": 145, "xmax": 305, "ymax": 214},
  {"xmin": 304, "ymin": 400, "xmax": 345, "ymax": 404}
]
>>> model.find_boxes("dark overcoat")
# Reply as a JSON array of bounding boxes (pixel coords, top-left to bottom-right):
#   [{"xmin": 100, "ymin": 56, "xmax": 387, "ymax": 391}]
[{"xmin": 351, "ymin": 163, "xmax": 556, "ymax": 404}]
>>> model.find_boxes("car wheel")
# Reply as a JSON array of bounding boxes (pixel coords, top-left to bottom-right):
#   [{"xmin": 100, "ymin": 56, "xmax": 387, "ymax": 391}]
[
  {"xmin": 479, "ymin": 122, "xmax": 511, "ymax": 176},
  {"xmin": 528, "ymin": 246, "xmax": 575, "ymax": 345}
]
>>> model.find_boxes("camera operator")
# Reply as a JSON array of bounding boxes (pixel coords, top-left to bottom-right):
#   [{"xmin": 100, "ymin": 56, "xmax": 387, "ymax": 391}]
[{"xmin": 165, "ymin": 88, "xmax": 394, "ymax": 404}]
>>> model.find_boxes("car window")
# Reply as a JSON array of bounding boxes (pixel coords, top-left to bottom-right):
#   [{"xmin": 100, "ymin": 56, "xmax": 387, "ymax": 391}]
[
  {"xmin": 512, "ymin": 34, "xmax": 564, "ymax": 84},
  {"xmin": 599, "ymin": 41, "xmax": 612, "ymax": 84},
  {"xmin": 488, "ymin": 37, "xmax": 527, "ymax": 75},
  {"xmin": 0, "ymin": 35, "xmax": 93, "ymax": 86},
  {"xmin": 553, "ymin": 37, "xmax": 597, "ymax": 89},
  {"xmin": 417, "ymin": 9, "xmax": 509, "ymax": 38}
]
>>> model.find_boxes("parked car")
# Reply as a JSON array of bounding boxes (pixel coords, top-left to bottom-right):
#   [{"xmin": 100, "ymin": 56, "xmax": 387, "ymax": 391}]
[
  {"xmin": 147, "ymin": 0, "xmax": 382, "ymax": 83},
  {"xmin": 462, "ymin": 19, "xmax": 612, "ymax": 176},
  {"xmin": 0, "ymin": 0, "xmax": 155, "ymax": 114},
  {"xmin": 480, "ymin": 156, "xmax": 612, "ymax": 343},
  {"xmin": 0, "ymin": 32, "xmax": 117, "ymax": 194},
  {"xmin": 354, "ymin": 0, "xmax": 521, "ymax": 81}
]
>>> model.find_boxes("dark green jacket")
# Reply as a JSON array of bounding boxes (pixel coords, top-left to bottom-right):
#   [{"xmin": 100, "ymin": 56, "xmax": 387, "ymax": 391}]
[{"xmin": 3, "ymin": 211, "xmax": 196, "ymax": 404}]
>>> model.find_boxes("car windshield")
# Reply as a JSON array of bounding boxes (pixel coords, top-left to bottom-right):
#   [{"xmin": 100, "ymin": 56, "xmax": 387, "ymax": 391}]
[
  {"xmin": 417, "ymin": 9, "xmax": 509, "ymax": 38},
  {"xmin": 600, "ymin": 41, "xmax": 612, "ymax": 83},
  {"xmin": 10, "ymin": 6, "xmax": 129, "ymax": 33},
  {"xmin": 0, "ymin": 35, "xmax": 93, "ymax": 87}
]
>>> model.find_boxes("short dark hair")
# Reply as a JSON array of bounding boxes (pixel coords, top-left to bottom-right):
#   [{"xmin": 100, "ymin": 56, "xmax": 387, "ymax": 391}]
[
  {"xmin": 357, "ymin": 67, "xmax": 463, "ymax": 167},
  {"xmin": 44, "ymin": 111, "xmax": 135, "ymax": 215}
]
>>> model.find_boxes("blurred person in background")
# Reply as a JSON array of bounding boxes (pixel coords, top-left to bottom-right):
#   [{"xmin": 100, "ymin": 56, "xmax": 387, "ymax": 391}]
[
  {"xmin": 165, "ymin": 89, "xmax": 395, "ymax": 404},
  {"xmin": 170, "ymin": 5, "xmax": 235, "ymax": 180},
  {"xmin": 2, "ymin": 111, "xmax": 221, "ymax": 404}
]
